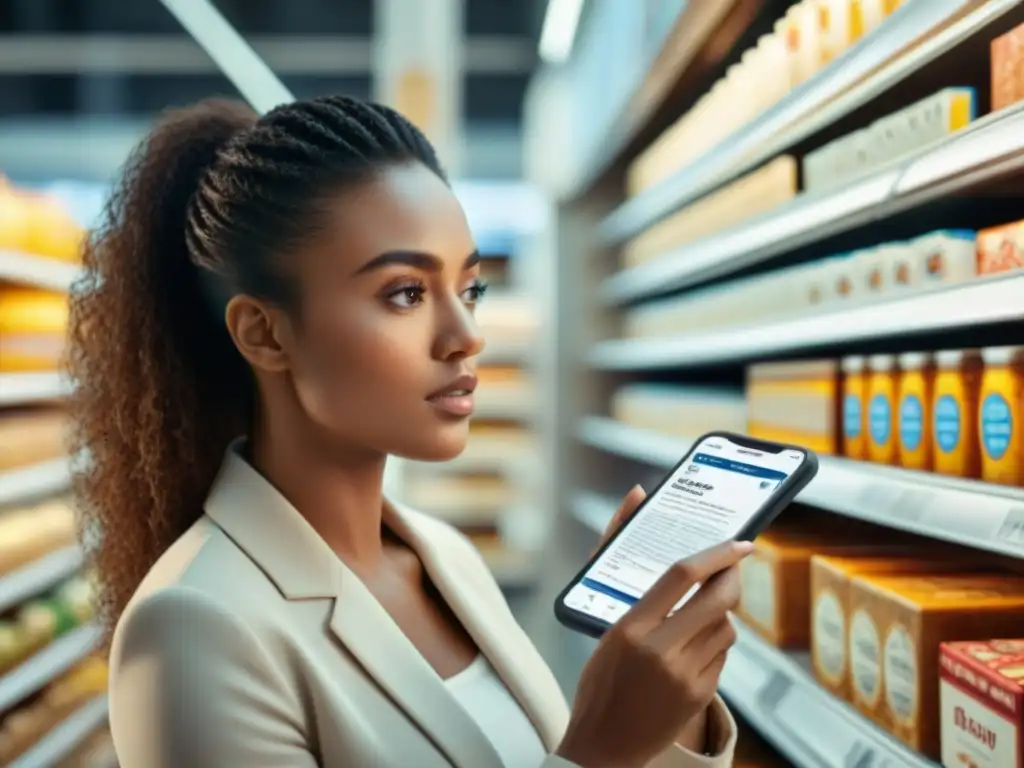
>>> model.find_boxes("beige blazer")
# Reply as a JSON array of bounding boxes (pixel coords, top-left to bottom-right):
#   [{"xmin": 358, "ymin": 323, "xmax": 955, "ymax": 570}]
[{"xmin": 109, "ymin": 445, "xmax": 737, "ymax": 767}]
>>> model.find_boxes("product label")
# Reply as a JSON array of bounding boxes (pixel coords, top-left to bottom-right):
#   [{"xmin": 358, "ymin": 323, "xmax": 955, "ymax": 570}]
[
  {"xmin": 899, "ymin": 394, "xmax": 924, "ymax": 451},
  {"xmin": 844, "ymin": 394, "xmax": 862, "ymax": 438},
  {"xmin": 850, "ymin": 609, "xmax": 882, "ymax": 706},
  {"xmin": 935, "ymin": 394, "xmax": 962, "ymax": 453},
  {"xmin": 869, "ymin": 393, "xmax": 891, "ymax": 445},
  {"xmin": 940, "ymin": 679, "xmax": 1017, "ymax": 768},
  {"xmin": 739, "ymin": 557, "xmax": 775, "ymax": 633},
  {"xmin": 981, "ymin": 393, "xmax": 1013, "ymax": 461},
  {"xmin": 813, "ymin": 590, "xmax": 846, "ymax": 683},
  {"xmin": 884, "ymin": 624, "xmax": 918, "ymax": 724}
]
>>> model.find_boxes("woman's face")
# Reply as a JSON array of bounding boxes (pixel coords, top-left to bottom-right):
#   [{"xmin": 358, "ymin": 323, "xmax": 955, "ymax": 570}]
[{"xmin": 285, "ymin": 162, "xmax": 485, "ymax": 462}]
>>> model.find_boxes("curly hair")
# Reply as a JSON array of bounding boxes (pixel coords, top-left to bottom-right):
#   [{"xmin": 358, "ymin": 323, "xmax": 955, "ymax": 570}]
[{"xmin": 65, "ymin": 95, "xmax": 444, "ymax": 635}]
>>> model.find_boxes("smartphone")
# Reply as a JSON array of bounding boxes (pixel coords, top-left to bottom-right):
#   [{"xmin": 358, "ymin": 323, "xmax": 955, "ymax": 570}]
[{"xmin": 555, "ymin": 432, "xmax": 818, "ymax": 637}]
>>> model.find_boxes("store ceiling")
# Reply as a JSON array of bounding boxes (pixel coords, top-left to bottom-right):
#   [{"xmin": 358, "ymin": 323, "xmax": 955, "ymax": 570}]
[{"xmin": 0, "ymin": 0, "xmax": 547, "ymax": 124}]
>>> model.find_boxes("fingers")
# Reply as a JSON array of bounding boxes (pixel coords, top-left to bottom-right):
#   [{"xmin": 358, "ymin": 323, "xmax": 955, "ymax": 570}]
[
  {"xmin": 624, "ymin": 541, "xmax": 752, "ymax": 632},
  {"xmin": 682, "ymin": 617, "xmax": 737, "ymax": 672},
  {"xmin": 650, "ymin": 565, "xmax": 742, "ymax": 649}
]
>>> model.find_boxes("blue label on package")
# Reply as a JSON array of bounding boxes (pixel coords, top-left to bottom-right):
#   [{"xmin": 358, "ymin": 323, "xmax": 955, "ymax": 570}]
[
  {"xmin": 934, "ymin": 394, "xmax": 961, "ymax": 453},
  {"xmin": 869, "ymin": 394, "xmax": 891, "ymax": 445},
  {"xmin": 899, "ymin": 395, "xmax": 924, "ymax": 451},
  {"xmin": 844, "ymin": 394, "xmax": 862, "ymax": 438},
  {"xmin": 981, "ymin": 393, "xmax": 1013, "ymax": 460}
]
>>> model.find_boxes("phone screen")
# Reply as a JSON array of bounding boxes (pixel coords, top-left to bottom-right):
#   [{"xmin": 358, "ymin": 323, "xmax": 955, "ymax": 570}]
[{"xmin": 562, "ymin": 435, "xmax": 806, "ymax": 625}]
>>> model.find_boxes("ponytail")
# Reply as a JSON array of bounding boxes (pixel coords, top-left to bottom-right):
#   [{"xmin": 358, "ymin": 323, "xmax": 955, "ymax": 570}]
[{"xmin": 66, "ymin": 99, "xmax": 257, "ymax": 633}]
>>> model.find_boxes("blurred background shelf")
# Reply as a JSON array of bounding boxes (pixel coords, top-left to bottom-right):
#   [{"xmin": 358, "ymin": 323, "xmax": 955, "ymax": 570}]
[
  {"xmin": 0, "ymin": 459, "xmax": 72, "ymax": 509},
  {"xmin": 0, "ymin": 251, "xmax": 81, "ymax": 293},
  {"xmin": 0, "ymin": 373, "xmax": 71, "ymax": 408},
  {"xmin": 8, "ymin": 696, "xmax": 110, "ymax": 768}
]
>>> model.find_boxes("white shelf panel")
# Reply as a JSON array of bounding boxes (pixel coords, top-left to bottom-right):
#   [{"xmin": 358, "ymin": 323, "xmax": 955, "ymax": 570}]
[
  {"xmin": 0, "ymin": 372, "xmax": 72, "ymax": 407},
  {"xmin": 0, "ymin": 623, "xmax": 101, "ymax": 712},
  {"xmin": 601, "ymin": 101, "xmax": 1024, "ymax": 304},
  {"xmin": 0, "ymin": 458, "xmax": 73, "ymax": 508},
  {"xmin": 577, "ymin": 417, "xmax": 1024, "ymax": 558},
  {"xmin": 598, "ymin": 0, "xmax": 1017, "ymax": 249},
  {"xmin": 0, "ymin": 545, "xmax": 84, "ymax": 614},
  {"xmin": 722, "ymin": 621, "xmax": 937, "ymax": 768},
  {"xmin": 9, "ymin": 695, "xmax": 109, "ymax": 768},
  {"xmin": 590, "ymin": 273, "xmax": 1024, "ymax": 371},
  {"xmin": 0, "ymin": 250, "xmax": 81, "ymax": 292}
]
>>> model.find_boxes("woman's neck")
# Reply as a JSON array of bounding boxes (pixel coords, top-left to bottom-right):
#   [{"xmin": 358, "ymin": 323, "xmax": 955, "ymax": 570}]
[{"xmin": 248, "ymin": 402, "xmax": 389, "ymax": 570}]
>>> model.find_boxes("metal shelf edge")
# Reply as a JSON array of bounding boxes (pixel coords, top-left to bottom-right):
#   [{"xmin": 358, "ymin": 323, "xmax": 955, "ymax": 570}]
[
  {"xmin": 720, "ymin": 621, "xmax": 938, "ymax": 768},
  {"xmin": 0, "ymin": 545, "xmax": 85, "ymax": 615},
  {"xmin": 590, "ymin": 274, "xmax": 1024, "ymax": 371},
  {"xmin": 576, "ymin": 417, "xmax": 1024, "ymax": 558},
  {"xmin": 0, "ymin": 623, "xmax": 102, "ymax": 712},
  {"xmin": 601, "ymin": 104, "xmax": 1024, "ymax": 305},
  {"xmin": 0, "ymin": 372, "xmax": 72, "ymax": 407},
  {"xmin": 0, "ymin": 458, "xmax": 73, "ymax": 508},
  {"xmin": 9, "ymin": 695, "xmax": 110, "ymax": 768},
  {"xmin": 0, "ymin": 250, "xmax": 81, "ymax": 292}
]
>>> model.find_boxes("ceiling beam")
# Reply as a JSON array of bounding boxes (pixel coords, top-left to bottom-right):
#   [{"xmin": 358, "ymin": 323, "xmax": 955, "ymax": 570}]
[{"xmin": 0, "ymin": 35, "xmax": 534, "ymax": 75}]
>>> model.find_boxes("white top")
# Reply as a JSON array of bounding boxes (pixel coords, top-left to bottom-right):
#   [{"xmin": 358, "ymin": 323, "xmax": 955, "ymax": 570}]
[{"xmin": 446, "ymin": 655, "xmax": 547, "ymax": 767}]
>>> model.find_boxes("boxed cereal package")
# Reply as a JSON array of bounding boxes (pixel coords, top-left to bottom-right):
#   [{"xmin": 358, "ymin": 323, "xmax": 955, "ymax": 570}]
[
  {"xmin": 810, "ymin": 551, "xmax": 987, "ymax": 702},
  {"xmin": 847, "ymin": 573, "xmax": 1024, "ymax": 758},
  {"xmin": 940, "ymin": 639, "xmax": 1024, "ymax": 768}
]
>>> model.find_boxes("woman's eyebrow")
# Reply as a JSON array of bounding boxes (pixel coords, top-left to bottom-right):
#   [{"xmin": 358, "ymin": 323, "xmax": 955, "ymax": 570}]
[{"xmin": 354, "ymin": 249, "xmax": 481, "ymax": 275}]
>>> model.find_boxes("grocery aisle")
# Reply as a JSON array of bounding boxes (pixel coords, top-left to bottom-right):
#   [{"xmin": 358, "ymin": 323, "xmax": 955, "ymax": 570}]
[
  {"xmin": 0, "ymin": 184, "xmax": 114, "ymax": 765},
  {"xmin": 525, "ymin": 0, "xmax": 1024, "ymax": 765}
]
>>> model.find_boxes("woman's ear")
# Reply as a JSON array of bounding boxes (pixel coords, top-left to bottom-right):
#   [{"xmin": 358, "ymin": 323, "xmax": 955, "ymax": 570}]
[{"xmin": 224, "ymin": 295, "xmax": 292, "ymax": 374}]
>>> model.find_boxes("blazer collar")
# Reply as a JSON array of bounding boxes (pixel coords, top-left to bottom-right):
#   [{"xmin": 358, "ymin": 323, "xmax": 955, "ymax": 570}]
[{"xmin": 203, "ymin": 442, "xmax": 527, "ymax": 767}]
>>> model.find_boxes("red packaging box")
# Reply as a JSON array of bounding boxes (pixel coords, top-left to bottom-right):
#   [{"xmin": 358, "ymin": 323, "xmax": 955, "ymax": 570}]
[{"xmin": 940, "ymin": 640, "xmax": 1024, "ymax": 767}]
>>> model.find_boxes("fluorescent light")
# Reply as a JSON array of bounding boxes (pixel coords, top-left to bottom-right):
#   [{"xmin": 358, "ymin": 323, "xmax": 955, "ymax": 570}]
[{"xmin": 538, "ymin": 0, "xmax": 584, "ymax": 64}]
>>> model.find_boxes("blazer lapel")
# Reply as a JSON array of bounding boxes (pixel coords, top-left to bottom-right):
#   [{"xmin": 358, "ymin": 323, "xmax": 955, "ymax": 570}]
[
  {"xmin": 204, "ymin": 443, "xmax": 504, "ymax": 768},
  {"xmin": 390, "ymin": 504, "xmax": 570, "ymax": 754},
  {"xmin": 327, "ymin": 564, "xmax": 504, "ymax": 768}
]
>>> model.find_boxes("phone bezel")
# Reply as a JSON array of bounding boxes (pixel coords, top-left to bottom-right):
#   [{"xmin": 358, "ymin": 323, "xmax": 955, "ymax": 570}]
[{"xmin": 554, "ymin": 430, "xmax": 819, "ymax": 638}]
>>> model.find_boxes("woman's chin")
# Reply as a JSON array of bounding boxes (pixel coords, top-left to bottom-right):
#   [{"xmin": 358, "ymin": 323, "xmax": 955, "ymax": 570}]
[{"xmin": 394, "ymin": 428, "xmax": 469, "ymax": 463}]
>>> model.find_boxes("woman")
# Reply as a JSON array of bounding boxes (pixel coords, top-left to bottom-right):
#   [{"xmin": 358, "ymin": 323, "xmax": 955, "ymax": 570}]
[{"xmin": 66, "ymin": 95, "xmax": 749, "ymax": 767}]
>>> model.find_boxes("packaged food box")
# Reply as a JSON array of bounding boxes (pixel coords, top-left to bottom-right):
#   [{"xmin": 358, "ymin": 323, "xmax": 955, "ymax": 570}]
[
  {"xmin": 992, "ymin": 21, "xmax": 1024, "ymax": 112},
  {"xmin": 737, "ymin": 522, "xmax": 920, "ymax": 648},
  {"xmin": 847, "ymin": 573, "xmax": 1024, "ymax": 758},
  {"xmin": 977, "ymin": 220, "xmax": 1024, "ymax": 276},
  {"xmin": 810, "ymin": 551, "xmax": 988, "ymax": 702},
  {"xmin": 940, "ymin": 639, "xmax": 1024, "ymax": 768}
]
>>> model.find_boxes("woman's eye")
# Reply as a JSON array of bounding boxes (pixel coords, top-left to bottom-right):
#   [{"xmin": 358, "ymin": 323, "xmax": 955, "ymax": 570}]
[
  {"xmin": 388, "ymin": 285, "xmax": 426, "ymax": 308},
  {"xmin": 461, "ymin": 279, "xmax": 489, "ymax": 305}
]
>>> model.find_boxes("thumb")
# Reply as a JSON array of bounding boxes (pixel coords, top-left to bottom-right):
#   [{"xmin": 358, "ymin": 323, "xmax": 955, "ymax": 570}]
[{"xmin": 594, "ymin": 485, "xmax": 645, "ymax": 555}]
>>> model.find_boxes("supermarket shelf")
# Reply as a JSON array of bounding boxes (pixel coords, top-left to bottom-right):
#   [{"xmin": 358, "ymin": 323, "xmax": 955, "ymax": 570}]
[
  {"xmin": 590, "ymin": 273, "xmax": 1024, "ymax": 371},
  {"xmin": 480, "ymin": 548, "xmax": 538, "ymax": 590},
  {"xmin": 0, "ymin": 250, "xmax": 81, "ymax": 292},
  {"xmin": 721, "ymin": 620, "xmax": 937, "ymax": 768},
  {"xmin": 576, "ymin": 417, "xmax": 1024, "ymax": 559},
  {"xmin": 0, "ymin": 623, "xmax": 101, "ymax": 712},
  {"xmin": 9, "ymin": 695, "xmax": 110, "ymax": 768},
  {"xmin": 0, "ymin": 458, "xmax": 73, "ymax": 508},
  {"xmin": 0, "ymin": 545, "xmax": 84, "ymax": 614},
  {"xmin": 479, "ymin": 340, "xmax": 533, "ymax": 365},
  {"xmin": 598, "ymin": 0, "xmax": 1018, "ymax": 248},
  {"xmin": 0, "ymin": 372, "xmax": 72, "ymax": 407},
  {"xmin": 602, "ymin": 101, "xmax": 1024, "ymax": 304},
  {"xmin": 474, "ymin": 386, "xmax": 537, "ymax": 421}
]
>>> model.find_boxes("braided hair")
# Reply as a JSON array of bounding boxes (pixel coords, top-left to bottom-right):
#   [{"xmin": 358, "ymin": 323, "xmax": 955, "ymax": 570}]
[{"xmin": 65, "ymin": 96, "xmax": 445, "ymax": 633}]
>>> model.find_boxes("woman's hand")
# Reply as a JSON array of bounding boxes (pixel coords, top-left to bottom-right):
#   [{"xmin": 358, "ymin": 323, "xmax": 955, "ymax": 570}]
[{"xmin": 556, "ymin": 539, "xmax": 751, "ymax": 768}]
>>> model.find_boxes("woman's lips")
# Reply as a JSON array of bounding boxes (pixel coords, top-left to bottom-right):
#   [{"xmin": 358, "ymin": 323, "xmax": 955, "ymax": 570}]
[{"xmin": 427, "ymin": 389, "xmax": 475, "ymax": 416}]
